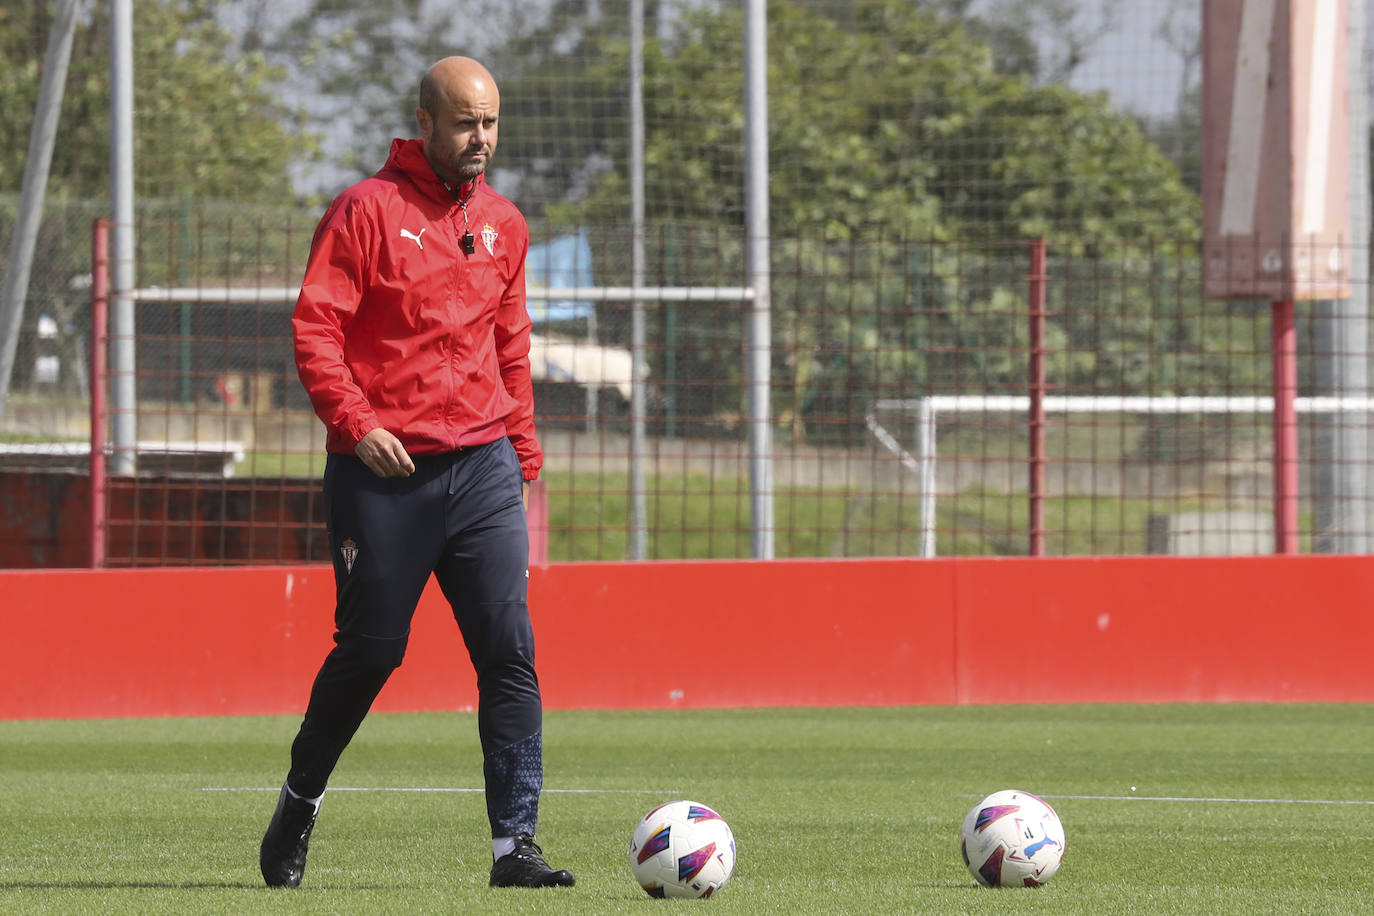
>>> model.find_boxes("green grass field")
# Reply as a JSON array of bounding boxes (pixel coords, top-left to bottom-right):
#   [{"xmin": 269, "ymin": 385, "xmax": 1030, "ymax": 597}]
[{"xmin": 3, "ymin": 704, "xmax": 1371, "ymax": 914}]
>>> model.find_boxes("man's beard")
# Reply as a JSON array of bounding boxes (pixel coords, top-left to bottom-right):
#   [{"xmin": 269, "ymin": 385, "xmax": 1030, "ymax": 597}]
[{"xmin": 454, "ymin": 150, "xmax": 489, "ymax": 181}]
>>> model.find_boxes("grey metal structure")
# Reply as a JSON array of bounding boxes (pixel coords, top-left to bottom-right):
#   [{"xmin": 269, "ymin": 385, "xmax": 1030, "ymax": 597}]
[
  {"xmin": 743, "ymin": 0, "xmax": 774, "ymax": 559},
  {"xmin": 1313, "ymin": 0, "xmax": 1371, "ymax": 554},
  {"xmin": 629, "ymin": 0, "xmax": 649, "ymax": 560},
  {"xmin": 0, "ymin": 0, "xmax": 80, "ymax": 428},
  {"xmin": 110, "ymin": 0, "xmax": 137, "ymax": 474}
]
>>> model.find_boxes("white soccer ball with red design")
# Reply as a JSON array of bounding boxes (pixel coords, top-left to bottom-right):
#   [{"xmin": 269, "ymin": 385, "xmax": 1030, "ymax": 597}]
[
  {"xmin": 629, "ymin": 800, "xmax": 736, "ymax": 898},
  {"xmin": 960, "ymin": 789, "xmax": 1065, "ymax": 887}
]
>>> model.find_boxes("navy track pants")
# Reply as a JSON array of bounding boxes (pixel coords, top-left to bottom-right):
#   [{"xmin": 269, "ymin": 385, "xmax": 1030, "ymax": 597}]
[{"xmin": 285, "ymin": 437, "xmax": 543, "ymax": 838}]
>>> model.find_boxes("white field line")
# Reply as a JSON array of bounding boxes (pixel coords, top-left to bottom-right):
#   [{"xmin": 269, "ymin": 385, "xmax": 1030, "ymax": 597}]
[
  {"xmin": 214, "ymin": 789, "xmax": 1374, "ymax": 805},
  {"xmin": 972, "ymin": 793, "xmax": 1374, "ymax": 807},
  {"xmin": 202, "ymin": 786, "xmax": 671, "ymax": 795}
]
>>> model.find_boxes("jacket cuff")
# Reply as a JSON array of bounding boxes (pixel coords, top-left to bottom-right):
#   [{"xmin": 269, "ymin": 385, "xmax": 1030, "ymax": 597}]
[{"xmin": 344, "ymin": 416, "xmax": 380, "ymax": 448}]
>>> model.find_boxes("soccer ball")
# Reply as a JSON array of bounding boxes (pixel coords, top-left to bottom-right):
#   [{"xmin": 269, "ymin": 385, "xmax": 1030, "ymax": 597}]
[
  {"xmin": 629, "ymin": 800, "xmax": 736, "ymax": 898},
  {"xmin": 960, "ymin": 789, "xmax": 1065, "ymax": 888}
]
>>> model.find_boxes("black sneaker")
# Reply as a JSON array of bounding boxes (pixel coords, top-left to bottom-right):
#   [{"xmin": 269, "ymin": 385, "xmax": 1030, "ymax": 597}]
[
  {"xmin": 259, "ymin": 784, "xmax": 319, "ymax": 888},
  {"xmin": 489, "ymin": 836, "xmax": 576, "ymax": 888}
]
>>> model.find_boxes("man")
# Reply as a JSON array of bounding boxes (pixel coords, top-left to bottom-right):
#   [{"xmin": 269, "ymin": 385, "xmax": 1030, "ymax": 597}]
[{"xmin": 259, "ymin": 56, "xmax": 574, "ymax": 891}]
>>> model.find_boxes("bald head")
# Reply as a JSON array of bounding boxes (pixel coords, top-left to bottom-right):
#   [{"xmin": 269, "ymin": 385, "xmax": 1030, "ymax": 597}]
[
  {"xmin": 419, "ymin": 57, "xmax": 499, "ymax": 117},
  {"xmin": 416, "ymin": 57, "xmax": 501, "ymax": 185}
]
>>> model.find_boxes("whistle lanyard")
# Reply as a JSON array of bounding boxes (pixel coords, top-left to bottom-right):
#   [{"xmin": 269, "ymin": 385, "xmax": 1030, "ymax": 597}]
[{"xmin": 456, "ymin": 184, "xmax": 476, "ymax": 255}]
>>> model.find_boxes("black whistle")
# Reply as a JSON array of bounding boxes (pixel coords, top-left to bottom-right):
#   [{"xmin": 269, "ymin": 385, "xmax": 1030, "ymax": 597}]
[{"xmin": 461, "ymin": 231, "xmax": 475, "ymax": 254}]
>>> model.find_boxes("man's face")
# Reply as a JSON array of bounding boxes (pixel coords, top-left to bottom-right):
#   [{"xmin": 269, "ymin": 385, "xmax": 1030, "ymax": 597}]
[{"xmin": 419, "ymin": 90, "xmax": 499, "ymax": 184}]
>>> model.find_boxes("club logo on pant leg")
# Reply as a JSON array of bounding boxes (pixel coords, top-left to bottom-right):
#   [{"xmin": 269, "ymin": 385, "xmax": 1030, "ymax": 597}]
[{"xmin": 340, "ymin": 538, "xmax": 359, "ymax": 574}]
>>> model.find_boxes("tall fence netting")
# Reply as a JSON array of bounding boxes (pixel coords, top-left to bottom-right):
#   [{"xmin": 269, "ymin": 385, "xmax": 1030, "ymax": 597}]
[{"xmin": 2, "ymin": 0, "xmax": 1372, "ymax": 563}]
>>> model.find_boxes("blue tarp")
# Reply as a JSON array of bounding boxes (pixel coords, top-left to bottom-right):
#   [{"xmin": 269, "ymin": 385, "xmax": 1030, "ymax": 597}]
[{"xmin": 525, "ymin": 230, "xmax": 595, "ymax": 323}]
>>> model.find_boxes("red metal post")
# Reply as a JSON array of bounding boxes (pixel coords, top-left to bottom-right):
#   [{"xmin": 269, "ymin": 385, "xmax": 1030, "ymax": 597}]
[
  {"xmin": 1028, "ymin": 239, "xmax": 1048, "ymax": 557},
  {"xmin": 527, "ymin": 478, "xmax": 549, "ymax": 565},
  {"xmin": 1271, "ymin": 299, "xmax": 1299, "ymax": 554},
  {"xmin": 90, "ymin": 219, "xmax": 109, "ymax": 568}
]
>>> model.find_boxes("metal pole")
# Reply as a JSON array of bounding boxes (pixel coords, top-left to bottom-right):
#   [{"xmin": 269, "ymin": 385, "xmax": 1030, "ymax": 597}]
[
  {"xmin": 90, "ymin": 220, "xmax": 110, "ymax": 568},
  {"xmin": 917, "ymin": 398, "xmax": 936, "ymax": 558},
  {"xmin": 585, "ymin": 308, "xmax": 600, "ymax": 431},
  {"xmin": 110, "ymin": 0, "xmax": 137, "ymax": 474},
  {"xmin": 0, "ymin": 0, "xmax": 80, "ymax": 427},
  {"xmin": 628, "ymin": 0, "xmax": 648, "ymax": 560},
  {"xmin": 1028, "ymin": 239, "xmax": 1047, "ymax": 557},
  {"xmin": 1272, "ymin": 299, "xmax": 1299, "ymax": 554},
  {"xmin": 743, "ymin": 0, "xmax": 774, "ymax": 559},
  {"xmin": 1314, "ymin": 0, "xmax": 1370, "ymax": 553}
]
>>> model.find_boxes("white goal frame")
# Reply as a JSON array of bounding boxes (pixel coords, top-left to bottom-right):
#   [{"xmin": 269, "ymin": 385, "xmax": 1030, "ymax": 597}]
[{"xmin": 867, "ymin": 395, "xmax": 1374, "ymax": 558}]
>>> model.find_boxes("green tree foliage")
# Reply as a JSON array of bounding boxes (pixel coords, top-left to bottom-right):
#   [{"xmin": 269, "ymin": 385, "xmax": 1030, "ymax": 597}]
[
  {"xmin": 496, "ymin": 0, "xmax": 1208, "ymax": 443},
  {"xmin": 934, "ymin": 82, "xmax": 1199, "ymax": 242},
  {"xmin": 263, "ymin": 0, "xmax": 438, "ymax": 189},
  {"xmin": 0, "ymin": 0, "xmax": 304, "ymax": 202},
  {"xmin": 487, "ymin": 0, "xmax": 657, "ymax": 219},
  {"xmin": 0, "ymin": 1, "xmax": 311, "ymax": 392},
  {"xmin": 1142, "ymin": 84, "xmax": 1202, "ymax": 196},
  {"xmin": 532, "ymin": 0, "xmax": 1199, "ymax": 242}
]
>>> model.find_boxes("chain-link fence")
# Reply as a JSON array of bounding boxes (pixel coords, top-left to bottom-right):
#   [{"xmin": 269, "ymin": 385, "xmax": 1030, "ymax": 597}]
[{"xmin": 3, "ymin": 0, "xmax": 1373, "ymax": 564}]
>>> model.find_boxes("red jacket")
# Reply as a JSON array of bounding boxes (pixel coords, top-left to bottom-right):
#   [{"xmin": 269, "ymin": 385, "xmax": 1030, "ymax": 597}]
[{"xmin": 293, "ymin": 138, "xmax": 541, "ymax": 480}]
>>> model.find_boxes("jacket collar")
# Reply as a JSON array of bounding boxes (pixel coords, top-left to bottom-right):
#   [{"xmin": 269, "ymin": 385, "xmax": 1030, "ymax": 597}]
[{"xmin": 385, "ymin": 137, "xmax": 483, "ymax": 205}]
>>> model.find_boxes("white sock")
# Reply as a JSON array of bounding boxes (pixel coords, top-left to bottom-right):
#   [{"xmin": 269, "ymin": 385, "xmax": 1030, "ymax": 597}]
[
  {"xmin": 284, "ymin": 783, "xmax": 324, "ymax": 812},
  {"xmin": 493, "ymin": 837, "xmax": 517, "ymax": 860}
]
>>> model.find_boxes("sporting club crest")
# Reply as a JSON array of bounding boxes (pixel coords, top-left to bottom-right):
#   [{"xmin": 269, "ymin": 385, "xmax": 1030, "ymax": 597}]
[
  {"xmin": 340, "ymin": 538, "xmax": 359, "ymax": 574},
  {"xmin": 481, "ymin": 223, "xmax": 498, "ymax": 256}
]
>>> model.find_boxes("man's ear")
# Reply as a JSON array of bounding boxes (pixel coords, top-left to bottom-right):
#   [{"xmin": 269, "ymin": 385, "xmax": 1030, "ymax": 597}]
[{"xmin": 415, "ymin": 107, "xmax": 432, "ymax": 139}]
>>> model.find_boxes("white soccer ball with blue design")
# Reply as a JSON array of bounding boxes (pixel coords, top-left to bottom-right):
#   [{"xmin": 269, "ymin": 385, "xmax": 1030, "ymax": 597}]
[
  {"xmin": 629, "ymin": 800, "xmax": 736, "ymax": 898},
  {"xmin": 960, "ymin": 789, "xmax": 1065, "ymax": 887}
]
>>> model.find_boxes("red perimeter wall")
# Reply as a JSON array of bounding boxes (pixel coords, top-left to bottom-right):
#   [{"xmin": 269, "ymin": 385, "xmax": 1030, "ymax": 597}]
[{"xmin": 3, "ymin": 555, "xmax": 1372, "ymax": 720}]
